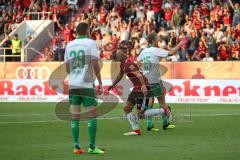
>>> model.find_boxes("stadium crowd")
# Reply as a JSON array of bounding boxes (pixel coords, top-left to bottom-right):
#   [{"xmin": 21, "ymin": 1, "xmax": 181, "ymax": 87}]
[
  {"xmin": 0, "ymin": 0, "xmax": 240, "ymax": 61},
  {"xmin": 0, "ymin": 0, "xmax": 79, "ymax": 35},
  {"xmin": 0, "ymin": 0, "xmax": 80, "ymax": 61}
]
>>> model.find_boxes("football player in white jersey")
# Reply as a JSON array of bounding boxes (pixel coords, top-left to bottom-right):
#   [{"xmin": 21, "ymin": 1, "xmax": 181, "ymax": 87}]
[
  {"xmin": 137, "ymin": 33, "xmax": 182, "ymax": 131},
  {"xmin": 64, "ymin": 22, "xmax": 104, "ymax": 154}
]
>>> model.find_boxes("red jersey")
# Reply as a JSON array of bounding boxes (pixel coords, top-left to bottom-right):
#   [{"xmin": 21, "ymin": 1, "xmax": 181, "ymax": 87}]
[
  {"xmin": 231, "ymin": 45, "xmax": 239, "ymax": 56},
  {"xmin": 23, "ymin": 0, "xmax": 31, "ymax": 9},
  {"xmin": 215, "ymin": 19, "xmax": 222, "ymax": 29},
  {"xmin": 117, "ymin": 5, "xmax": 123, "ymax": 17},
  {"xmin": 194, "ymin": 19, "xmax": 202, "ymax": 30},
  {"xmin": 164, "ymin": 9, "xmax": 172, "ymax": 21},
  {"xmin": 200, "ymin": 3, "xmax": 209, "ymax": 17},
  {"xmin": 198, "ymin": 46, "xmax": 207, "ymax": 58},
  {"xmin": 99, "ymin": 10, "xmax": 107, "ymax": 23},
  {"xmin": 120, "ymin": 59, "xmax": 149, "ymax": 91},
  {"xmin": 193, "ymin": 9, "xmax": 200, "ymax": 20},
  {"xmin": 14, "ymin": 0, "xmax": 21, "ymax": 8},
  {"xmin": 223, "ymin": 15, "xmax": 231, "ymax": 25},
  {"xmin": 179, "ymin": 37, "xmax": 189, "ymax": 49},
  {"xmin": 58, "ymin": 4, "xmax": 68, "ymax": 15},
  {"xmin": 63, "ymin": 28, "xmax": 73, "ymax": 42},
  {"xmin": 234, "ymin": 28, "xmax": 240, "ymax": 38},
  {"xmin": 152, "ymin": 0, "xmax": 162, "ymax": 13},
  {"xmin": 219, "ymin": 48, "xmax": 229, "ymax": 60}
]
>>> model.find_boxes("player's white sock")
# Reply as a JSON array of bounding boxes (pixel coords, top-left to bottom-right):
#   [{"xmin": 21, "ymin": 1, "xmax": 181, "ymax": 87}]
[
  {"xmin": 126, "ymin": 112, "xmax": 139, "ymax": 130},
  {"xmin": 144, "ymin": 108, "xmax": 164, "ymax": 118}
]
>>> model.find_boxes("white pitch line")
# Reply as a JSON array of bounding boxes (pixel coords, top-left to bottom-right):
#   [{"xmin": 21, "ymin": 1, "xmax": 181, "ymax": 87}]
[
  {"xmin": 0, "ymin": 114, "xmax": 50, "ymax": 117},
  {"xmin": 0, "ymin": 120, "xmax": 62, "ymax": 124},
  {"xmin": 0, "ymin": 113, "xmax": 240, "ymax": 117},
  {"xmin": 0, "ymin": 117, "xmax": 121, "ymax": 125},
  {"xmin": 188, "ymin": 113, "xmax": 240, "ymax": 117},
  {"xmin": 0, "ymin": 113, "xmax": 240, "ymax": 125}
]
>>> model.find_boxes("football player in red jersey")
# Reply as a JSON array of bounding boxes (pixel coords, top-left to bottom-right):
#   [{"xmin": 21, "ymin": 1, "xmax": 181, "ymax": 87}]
[{"xmin": 108, "ymin": 41, "xmax": 172, "ymax": 136}]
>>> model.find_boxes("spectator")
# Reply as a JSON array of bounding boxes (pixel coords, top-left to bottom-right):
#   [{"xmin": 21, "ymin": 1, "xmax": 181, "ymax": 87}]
[
  {"xmin": 62, "ymin": 24, "xmax": 74, "ymax": 42},
  {"xmin": 167, "ymin": 54, "xmax": 179, "ymax": 62},
  {"xmin": 168, "ymin": 32, "xmax": 177, "ymax": 49},
  {"xmin": 50, "ymin": 0, "xmax": 60, "ymax": 6},
  {"xmin": 158, "ymin": 36, "xmax": 167, "ymax": 49},
  {"xmin": 120, "ymin": 18, "xmax": 132, "ymax": 41},
  {"xmin": 207, "ymin": 34, "xmax": 218, "ymax": 59},
  {"xmin": 232, "ymin": 2, "xmax": 240, "ymax": 27},
  {"xmin": 53, "ymin": 41, "xmax": 65, "ymax": 61},
  {"xmin": 2, "ymin": 0, "xmax": 239, "ymax": 62},
  {"xmin": 134, "ymin": 5, "xmax": 145, "ymax": 23},
  {"xmin": 218, "ymin": 43, "xmax": 230, "ymax": 60},
  {"xmin": 178, "ymin": 32, "xmax": 189, "ymax": 61},
  {"xmin": 1, "ymin": 34, "xmax": 12, "ymax": 61},
  {"xmin": 230, "ymin": 42, "xmax": 239, "ymax": 60},
  {"xmin": 129, "ymin": 48, "xmax": 137, "ymax": 61},
  {"xmin": 11, "ymin": 34, "xmax": 21, "ymax": 61},
  {"xmin": 213, "ymin": 28, "xmax": 224, "ymax": 44},
  {"xmin": 68, "ymin": 0, "xmax": 79, "ymax": 12},
  {"xmin": 164, "ymin": 6, "xmax": 173, "ymax": 26},
  {"xmin": 188, "ymin": 31, "xmax": 199, "ymax": 58},
  {"xmin": 29, "ymin": 0, "xmax": 42, "ymax": 19},
  {"xmin": 197, "ymin": 40, "xmax": 208, "ymax": 60},
  {"xmin": 152, "ymin": 0, "xmax": 163, "ymax": 31},
  {"xmin": 43, "ymin": 47, "xmax": 53, "ymax": 61},
  {"xmin": 58, "ymin": 0, "xmax": 69, "ymax": 24},
  {"xmin": 146, "ymin": 5, "xmax": 154, "ymax": 22},
  {"xmin": 202, "ymin": 52, "xmax": 214, "ymax": 61},
  {"xmin": 204, "ymin": 24, "xmax": 215, "ymax": 35}
]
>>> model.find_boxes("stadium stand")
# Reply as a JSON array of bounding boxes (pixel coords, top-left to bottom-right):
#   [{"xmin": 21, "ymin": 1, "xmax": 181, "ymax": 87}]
[{"xmin": 0, "ymin": 0, "xmax": 239, "ymax": 62}]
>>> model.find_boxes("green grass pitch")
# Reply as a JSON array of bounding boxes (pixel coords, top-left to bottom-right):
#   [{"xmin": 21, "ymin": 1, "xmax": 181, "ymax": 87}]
[{"xmin": 0, "ymin": 103, "xmax": 240, "ymax": 160}]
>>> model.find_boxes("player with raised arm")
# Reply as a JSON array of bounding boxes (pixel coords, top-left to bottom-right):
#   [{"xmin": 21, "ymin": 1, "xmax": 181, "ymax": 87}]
[
  {"xmin": 137, "ymin": 33, "xmax": 182, "ymax": 131},
  {"xmin": 64, "ymin": 22, "xmax": 104, "ymax": 155},
  {"xmin": 108, "ymin": 41, "xmax": 173, "ymax": 136}
]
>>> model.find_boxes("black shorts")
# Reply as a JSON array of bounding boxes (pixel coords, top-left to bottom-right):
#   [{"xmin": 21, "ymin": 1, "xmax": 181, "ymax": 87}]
[{"xmin": 127, "ymin": 89, "xmax": 151, "ymax": 110}]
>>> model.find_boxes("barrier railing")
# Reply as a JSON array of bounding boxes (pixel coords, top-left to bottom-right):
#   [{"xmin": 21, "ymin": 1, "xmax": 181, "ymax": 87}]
[
  {"xmin": 0, "ymin": 47, "xmax": 45, "ymax": 62},
  {"xmin": 23, "ymin": 12, "xmax": 52, "ymax": 20}
]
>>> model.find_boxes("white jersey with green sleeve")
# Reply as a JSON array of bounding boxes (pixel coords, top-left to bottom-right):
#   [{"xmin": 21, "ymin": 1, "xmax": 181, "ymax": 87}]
[
  {"xmin": 64, "ymin": 37, "xmax": 100, "ymax": 89},
  {"xmin": 137, "ymin": 47, "xmax": 169, "ymax": 84}
]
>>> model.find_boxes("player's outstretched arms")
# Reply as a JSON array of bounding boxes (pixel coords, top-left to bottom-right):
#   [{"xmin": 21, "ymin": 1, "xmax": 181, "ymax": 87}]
[
  {"xmin": 107, "ymin": 69, "xmax": 124, "ymax": 91},
  {"xmin": 168, "ymin": 41, "xmax": 183, "ymax": 55}
]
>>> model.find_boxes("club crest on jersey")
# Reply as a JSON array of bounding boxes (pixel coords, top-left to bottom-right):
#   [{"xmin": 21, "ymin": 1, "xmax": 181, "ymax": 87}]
[{"xmin": 129, "ymin": 65, "xmax": 135, "ymax": 71}]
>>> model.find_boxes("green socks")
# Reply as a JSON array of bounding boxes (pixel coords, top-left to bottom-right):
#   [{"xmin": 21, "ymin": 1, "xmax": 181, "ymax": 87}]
[
  {"xmin": 71, "ymin": 120, "xmax": 80, "ymax": 149},
  {"xmin": 162, "ymin": 115, "xmax": 169, "ymax": 126},
  {"xmin": 88, "ymin": 118, "xmax": 97, "ymax": 149},
  {"xmin": 146, "ymin": 106, "xmax": 154, "ymax": 128},
  {"xmin": 147, "ymin": 116, "xmax": 153, "ymax": 128},
  {"xmin": 71, "ymin": 119, "xmax": 97, "ymax": 149},
  {"xmin": 146, "ymin": 105, "xmax": 169, "ymax": 127}
]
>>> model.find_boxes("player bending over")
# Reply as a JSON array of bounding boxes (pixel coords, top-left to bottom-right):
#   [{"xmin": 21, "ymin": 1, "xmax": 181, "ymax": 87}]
[
  {"xmin": 108, "ymin": 41, "xmax": 173, "ymax": 136},
  {"xmin": 137, "ymin": 33, "xmax": 182, "ymax": 131},
  {"xmin": 64, "ymin": 22, "xmax": 104, "ymax": 154}
]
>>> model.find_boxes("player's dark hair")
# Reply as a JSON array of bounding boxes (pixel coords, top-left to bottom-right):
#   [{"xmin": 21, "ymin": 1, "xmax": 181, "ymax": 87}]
[
  {"xmin": 119, "ymin": 40, "xmax": 133, "ymax": 55},
  {"xmin": 147, "ymin": 33, "xmax": 157, "ymax": 44},
  {"xmin": 76, "ymin": 22, "xmax": 89, "ymax": 36}
]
